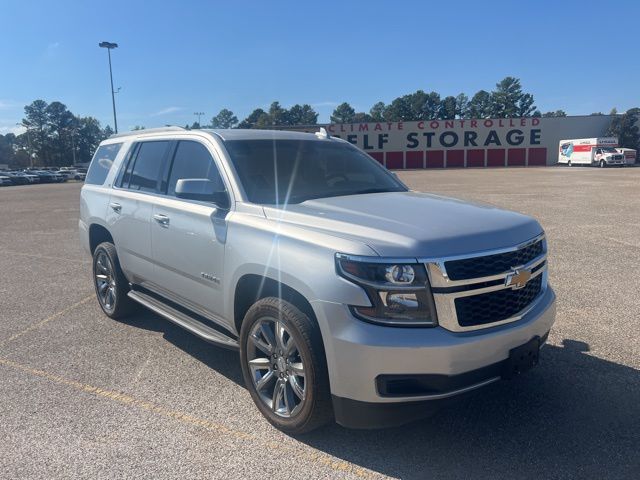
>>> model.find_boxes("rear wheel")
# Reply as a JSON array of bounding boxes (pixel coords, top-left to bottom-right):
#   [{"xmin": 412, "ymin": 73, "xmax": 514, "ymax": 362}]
[
  {"xmin": 240, "ymin": 297, "xmax": 332, "ymax": 434},
  {"xmin": 92, "ymin": 242, "xmax": 136, "ymax": 319},
  {"xmin": 567, "ymin": 160, "xmax": 572, "ymax": 167}
]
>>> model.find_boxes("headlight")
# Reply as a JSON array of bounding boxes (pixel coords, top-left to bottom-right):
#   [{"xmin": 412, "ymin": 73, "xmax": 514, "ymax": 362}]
[{"xmin": 336, "ymin": 254, "xmax": 438, "ymax": 327}]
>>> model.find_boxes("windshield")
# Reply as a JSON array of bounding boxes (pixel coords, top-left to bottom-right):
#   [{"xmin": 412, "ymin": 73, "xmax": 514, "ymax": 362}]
[
  {"xmin": 224, "ymin": 139, "xmax": 407, "ymax": 204},
  {"xmin": 600, "ymin": 147, "xmax": 618, "ymax": 153}
]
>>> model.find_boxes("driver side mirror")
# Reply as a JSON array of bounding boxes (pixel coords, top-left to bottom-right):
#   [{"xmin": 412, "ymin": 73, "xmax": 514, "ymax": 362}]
[{"xmin": 175, "ymin": 179, "xmax": 229, "ymax": 208}]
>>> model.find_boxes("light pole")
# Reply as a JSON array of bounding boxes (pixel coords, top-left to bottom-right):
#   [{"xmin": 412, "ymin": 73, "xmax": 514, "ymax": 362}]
[
  {"xmin": 99, "ymin": 41, "xmax": 119, "ymax": 133},
  {"xmin": 17, "ymin": 123, "xmax": 34, "ymax": 169},
  {"xmin": 194, "ymin": 112, "xmax": 204, "ymax": 128},
  {"xmin": 68, "ymin": 128, "xmax": 77, "ymax": 166}
]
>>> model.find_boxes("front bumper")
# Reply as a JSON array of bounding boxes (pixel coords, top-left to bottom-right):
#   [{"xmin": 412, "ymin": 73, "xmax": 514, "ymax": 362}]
[{"xmin": 312, "ymin": 286, "xmax": 555, "ymax": 428}]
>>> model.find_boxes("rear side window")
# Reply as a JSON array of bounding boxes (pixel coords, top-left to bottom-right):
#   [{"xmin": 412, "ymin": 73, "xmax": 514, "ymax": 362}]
[
  {"xmin": 127, "ymin": 141, "xmax": 170, "ymax": 192},
  {"xmin": 167, "ymin": 141, "xmax": 225, "ymax": 196},
  {"xmin": 85, "ymin": 143, "xmax": 122, "ymax": 185}
]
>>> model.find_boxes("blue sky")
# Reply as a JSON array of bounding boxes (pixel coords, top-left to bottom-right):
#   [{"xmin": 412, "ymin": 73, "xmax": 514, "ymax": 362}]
[{"xmin": 1, "ymin": 0, "xmax": 638, "ymax": 134}]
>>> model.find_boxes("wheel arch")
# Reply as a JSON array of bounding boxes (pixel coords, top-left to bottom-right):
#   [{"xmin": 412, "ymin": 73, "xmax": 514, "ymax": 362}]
[
  {"xmin": 233, "ymin": 274, "xmax": 318, "ymax": 335},
  {"xmin": 89, "ymin": 223, "xmax": 114, "ymax": 254}
]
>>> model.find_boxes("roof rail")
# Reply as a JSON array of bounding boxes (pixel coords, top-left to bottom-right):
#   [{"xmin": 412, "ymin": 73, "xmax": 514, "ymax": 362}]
[{"xmin": 108, "ymin": 126, "xmax": 185, "ymax": 139}]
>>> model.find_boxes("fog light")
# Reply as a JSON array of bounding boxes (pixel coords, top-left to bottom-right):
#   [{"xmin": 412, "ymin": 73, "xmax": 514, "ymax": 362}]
[{"xmin": 380, "ymin": 292, "xmax": 419, "ymax": 311}]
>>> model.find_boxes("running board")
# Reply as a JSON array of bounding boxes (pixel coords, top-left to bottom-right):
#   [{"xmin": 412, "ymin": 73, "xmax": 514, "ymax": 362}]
[{"xmin": 127, "ymin": 290, "xmax": 238, "ymax": 350}]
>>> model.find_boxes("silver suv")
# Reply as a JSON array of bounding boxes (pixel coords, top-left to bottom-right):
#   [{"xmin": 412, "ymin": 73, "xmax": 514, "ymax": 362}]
[{"xmin": 79, "ymin": 127, "xmax": 556, "ymax": 433}]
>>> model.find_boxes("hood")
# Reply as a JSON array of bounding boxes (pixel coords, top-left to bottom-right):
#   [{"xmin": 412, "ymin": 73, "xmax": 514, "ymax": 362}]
[{"xmin": 263, "ymin": 191, "xmax": 542, "ymax": 258}]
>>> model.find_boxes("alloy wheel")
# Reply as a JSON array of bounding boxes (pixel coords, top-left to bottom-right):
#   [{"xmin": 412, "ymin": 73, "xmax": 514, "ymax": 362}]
[
  {"xmin": 246, "ymin": 317, "xmax": 306, "ymax": 417},
  {"xmin": 95, "ymin": 251, "xmax": 117, "ymax": 312}
]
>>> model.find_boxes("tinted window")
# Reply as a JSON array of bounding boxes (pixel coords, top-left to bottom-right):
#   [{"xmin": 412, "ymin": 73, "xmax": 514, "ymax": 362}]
[
  {"xmin": 85, "ymin": 143, "xmax": 122, "ymax": 185},
  {"xmin": 167, "ymin": 141, "xmax": 225, "ymax": 196},
  {"xmin": 128, "ymin": 141, "xmax": 169, "ymax": 192},
  {"xmin": 115, "ymin": 143, "xmax": 139, "ymax": 187},
  {"xmin": 224, "ymin": 140, "xmax": 406, "ymax": 204}
]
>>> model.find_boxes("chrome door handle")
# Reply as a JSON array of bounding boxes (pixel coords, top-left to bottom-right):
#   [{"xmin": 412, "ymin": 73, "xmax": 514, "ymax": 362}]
[
  {"xmin": 109, "ymin": 202, "xmax": 122, "ymax": 213},
  {"xmin": 153, "ymin": 213, "xmax": 170, "ymax": 227}
]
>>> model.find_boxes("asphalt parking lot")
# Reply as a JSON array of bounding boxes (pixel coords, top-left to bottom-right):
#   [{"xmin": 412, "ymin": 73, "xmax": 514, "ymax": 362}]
[{"xmin": 1, "ymin": 167, "xmax": 638, "ymax": 479}]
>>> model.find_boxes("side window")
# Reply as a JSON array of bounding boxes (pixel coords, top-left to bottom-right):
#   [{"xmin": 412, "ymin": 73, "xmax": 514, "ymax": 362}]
[
  {"xmin": 115, "ymin": 143, "xmax": 139, "ymax": 187},
  {"xmin": 85, "ymin": 143, "xmax": 122, "ymax": 185},
  {"xmin": 167, "ymin": 141, "xmax": 225, "ymax": 196},
  {"xmin": 128, "ymin": 141, "xmax": 170, "ymax": 192}
]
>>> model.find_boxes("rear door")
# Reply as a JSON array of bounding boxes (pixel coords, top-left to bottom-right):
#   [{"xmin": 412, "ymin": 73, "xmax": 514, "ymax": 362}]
[
  {"xmin": 150, "ymin": 139, "xmax": 231, "ymax": 321},
  {"xmin": 107, "ymin": 140, "xmax": 171, "ymax": 285}
]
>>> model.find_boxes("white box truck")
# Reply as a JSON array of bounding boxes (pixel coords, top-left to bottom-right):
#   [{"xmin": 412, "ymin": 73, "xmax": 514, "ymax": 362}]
[{"xmin": 558, "ymin": 137, "xmax": 626, "ymax": 167}]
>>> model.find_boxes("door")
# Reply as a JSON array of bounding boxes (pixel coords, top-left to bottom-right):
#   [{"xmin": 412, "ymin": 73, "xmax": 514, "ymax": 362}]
[
  {"xmin": 107, "ymin": 140, "xmax": 171, "ymax": 284},
  {"xmin": 150, "ymin": 139, "xmax": 230, "ymax": 321}
]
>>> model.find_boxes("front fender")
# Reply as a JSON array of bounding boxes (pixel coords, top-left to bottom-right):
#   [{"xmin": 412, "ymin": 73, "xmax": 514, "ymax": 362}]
[{"xmin": 222, "ymin": 213, "xmax": 374, "ymax": 321}]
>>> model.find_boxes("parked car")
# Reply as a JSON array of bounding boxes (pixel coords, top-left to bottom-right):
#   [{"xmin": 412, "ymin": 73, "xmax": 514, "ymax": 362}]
[
  {"xmin": 21, "ymin": 172, "xmax": 40, "ymax": 183},
  {"xmin": 0, "ymin": 175, "xmax": 13, "ymax": 186},
  {"xmin": 30, "ymin": 170, "xmax": 64, "ymax": 183},
  {"xmin": 80, "ymin": 127, "xmax": 556, "ymax": 433},
  {"xmin": 4, "ymin": 172, "xmax": 31, "ymax": 185},
  {"xmin": 58, "ymin": 168, "xmax": 86, "ymax": 181},
  {"xmin": 54, "ymin": 170, "xmax": 72, "ymax": 181}
]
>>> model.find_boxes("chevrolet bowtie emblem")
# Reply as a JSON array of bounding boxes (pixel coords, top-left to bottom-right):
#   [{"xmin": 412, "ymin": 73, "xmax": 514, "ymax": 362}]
[{"xmin": 505, "ymin": 268, "xmax": 532, "ymax": 289}]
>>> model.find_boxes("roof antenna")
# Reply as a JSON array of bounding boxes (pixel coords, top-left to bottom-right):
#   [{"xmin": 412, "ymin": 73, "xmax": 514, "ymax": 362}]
[{"xmin": 315, "ymin": 127, "xmax": 330, "ymax": 139}]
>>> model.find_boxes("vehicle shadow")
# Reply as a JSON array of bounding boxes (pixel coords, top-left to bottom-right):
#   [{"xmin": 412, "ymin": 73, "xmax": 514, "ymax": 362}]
[
  {"xmin": 120, "ymin": 312, "xmax": 639, "ymax": 479},
  {"xmin": 301, "ymin": 339, "xmax": 640, "ymax": 479},
  {"xmin": 118, "ymin": 309, "xmax": 245, "ymax": 385}
]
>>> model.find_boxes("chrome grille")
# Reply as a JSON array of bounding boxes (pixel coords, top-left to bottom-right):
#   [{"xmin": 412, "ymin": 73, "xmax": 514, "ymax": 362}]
[
  {"xmin": 422, "ymin": 234, "xmax": 548, "ymax": 332},
  {"xmin": 455, "ymin": 275, "xmax": 543, "ymax": 327},
  {"xmin": 444, "ymin": 238, "xmax": 543, "ymax": 280}
]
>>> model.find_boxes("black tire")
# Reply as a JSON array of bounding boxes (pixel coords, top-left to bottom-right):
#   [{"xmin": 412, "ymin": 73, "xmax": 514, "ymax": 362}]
[
  {"xmin": 567, "ymin": 160, "xmax": 572, "ymax": 167},
  {"xmin": 599, "ymin": 159, "xmax": 606, "ymax": 168},
  {"xmin": 239, "ymin": 297, "xmax": 333, "ymax": 434},
  {"xmin": 92, "ymin": 242, "xmax": 136, "ymax": 319}
]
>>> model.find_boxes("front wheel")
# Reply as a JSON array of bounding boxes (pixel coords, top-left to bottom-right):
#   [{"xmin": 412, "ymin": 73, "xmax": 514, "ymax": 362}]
[
  {"xmin": 600, "ymin": 159, "xmax": 606, "ymax": 168},
  {"xmin": 239, "ymin": 297, "xmax": 333, "ymax": 434}
]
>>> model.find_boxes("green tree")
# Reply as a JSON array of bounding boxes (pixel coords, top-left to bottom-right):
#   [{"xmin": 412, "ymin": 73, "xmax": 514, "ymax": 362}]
[
  {"xmin": 467, "ymin": 90, "xmax": 492, "ymax": 118},
  {"xmin": 606, "ymin": 108, "xmax": 640, "ymax": 151},
  {"xmin": 384, "ymin": 95, "xmax": 413, "ymax": 121},
  {"xmin": 404, "ymin": 90, "xmax": 440, "ymax": 120},
  {"xmin": 22, "ymin": 99, "xmax": 49, "ymax": 165},
  {"xmin": 0, "ymin": 133, "xmax": 16, "ymax": 165},
  {"xmin": 255, "ymin": 112, "xmax": 273, "ymax": 129},
  {"xmin": 237, "ymin": 108, "xmax": 267, "ymax": 129},
  {"xmin": 268, "ymin": 101, "xmax": 289, "ymax": 125},
  {"xmin": 74, "ymin": 117, "xmax": 105, "ymax": 164},
  {"xmin": 45, "ymin": 101, "xmax": 76, "ymax": 166},
  {"xmin": 132, "ymin": 125, "xmax": 146, "ymax": 130},
  {"xmin": 352, "ymin": 112, "xmax": 373, "ymax": 123},
  {"xmin": 490, "ymin": 77, "xmax": 536, "ymax": 118},
  {"xmin": 542, "ymin": 110, "xmax": 567, "ymax": 117},
  {"xmin": 210, "ymin": 108, "xmax": 238, "ymax": 129},
  {"xmin": 590, "ymin": 112, "xmax": 605, "ymax": 116},
  {"xmin": 369, "ymin": 102, "xmax": 386, "ymax": 121},
  {"xmin": 103, "ymin": 125, "xmax": 115, "ymax": 137},
  {"xmin": 455, "ymin": 93, "xmax": 469, "ymax": 118},
  {"xmin": 287, "ymin": 104, "xmax": 318, "ymax": 125},
  {"xmin": 330, "ymin": 102, "xmax": 356, "ymax": 123},
  {"xmin": 439, "ymin": 96, "xmax": 457, "ymax": 120}
]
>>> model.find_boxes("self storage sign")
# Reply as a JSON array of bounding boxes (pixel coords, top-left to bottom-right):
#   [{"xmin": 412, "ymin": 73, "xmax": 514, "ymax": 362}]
[{"xmin": 327, "ymin": 118, "xmax": 547, "ymax": 168}]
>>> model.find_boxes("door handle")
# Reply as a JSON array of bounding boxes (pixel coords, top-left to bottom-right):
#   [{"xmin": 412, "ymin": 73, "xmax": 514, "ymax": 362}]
[
  {"xmin": 109, "ymin": 202, "xmax": 122, "ymax": 213},
  {"xmin": 153, "ymin": 213, "xmax": 170, "ymax": 227}
]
